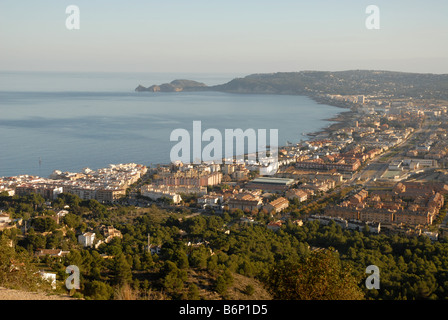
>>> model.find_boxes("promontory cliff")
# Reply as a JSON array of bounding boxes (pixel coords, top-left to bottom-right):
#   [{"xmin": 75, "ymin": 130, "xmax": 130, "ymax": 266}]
[{"xmin": 136, "ymin": 70, "xmax": 448, "ymax": 100}]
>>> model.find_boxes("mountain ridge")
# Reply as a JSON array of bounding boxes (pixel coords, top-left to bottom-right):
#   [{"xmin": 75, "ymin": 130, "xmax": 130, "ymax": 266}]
[{"xmin": 135, "ymin": 70, "xmax": 448, "ymax": 100}]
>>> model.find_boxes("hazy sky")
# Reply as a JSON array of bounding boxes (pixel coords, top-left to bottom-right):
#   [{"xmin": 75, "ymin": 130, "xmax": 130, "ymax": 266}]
[{"xmin": 1, "ymin": 0, "xmax": 447, "ymax": 74}]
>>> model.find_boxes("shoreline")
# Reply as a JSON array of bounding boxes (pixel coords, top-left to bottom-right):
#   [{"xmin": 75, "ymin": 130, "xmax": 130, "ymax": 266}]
[
  {"xmin": 299, "ymin": 94, "xmax": 353, "ymax": 139},
  {"xmin": 1, "ymin": 92, "xmax": 351, "ymax": 178}
]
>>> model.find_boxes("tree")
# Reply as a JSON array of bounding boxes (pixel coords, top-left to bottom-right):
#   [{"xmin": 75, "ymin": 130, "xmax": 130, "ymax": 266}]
[
  {"xmin": 215, "ymin": 275, "xmax": 228, "ymax": 295},
  {"xmin": 0, "ymin": 191, "xmax": 10, "ymax": 198},
  {"xmin": 85, "ymin": 280, "xmax": 113, "ymax": 300},
  {"xmin": 26, "ymin": 193, "xmax": 45, "ymax": 210},
  {"xmin": 244, "ymin": 284, "xmax": 255, "ymax": 296},
  {"xmin": 65, "ymin": 250, "xmax": 83, "ymax": 268},
  {"xmin": 265, "ymin": 249, "xmax": 364, "ymax": 300},
  {"xmin": 63, "ymin": 213, "xmax": 81, "ymax": 229},
  {"xmin": 174, "ymin": 250, "xmax": 189, "ymax": 269},
  {"xmin": 186, "ymin": 283, "xmax": 200, "ymax": 300},
  {"xmin": 230, "ymin": 209, "xmax": 244, "ymax": 220},
  {"xmin": 26, "ymin": 234, "xmax": 47, "ymax": 251},
  {"xmin": 184, "ymin": 216, "xmax": 206, "ymax": 235},
  {"xmin": 111, "ymin": 253, "xmax": 133, "ymax": 286},
  {"xmin": 0, "ymin": 235, "xmax": 50, "ymax": 292},
  {"xmin": 222, "ymin": 268, "xmax": 234, "ymax": 287},
  {"xmin": 189, "ymin": 247, "xmax": 208, "ymax": 269},
  {"xmin": 46, "ymin": 232, "xmax": 62, "ymax": 249},
  {"xmin": 85, "ymin": 199, "xmax": 107, "ymax": 216},
  {"xmin": 160, "ymin": 260, "xmax": 187, "ymax": 295},
  {"xmin": 58, "ymin": 193, "xmax": 81, "ymax": 208},
  {"xmin": 32, "ymin": 217, "xmax": 57, "ymax": 233},
  {"xmin": 132, "ymin": 255, "xmax": 142, "ymax": 271},
  {"xmin": 141, "ymin": 251, "xmax": 154, "ymax": 271}
]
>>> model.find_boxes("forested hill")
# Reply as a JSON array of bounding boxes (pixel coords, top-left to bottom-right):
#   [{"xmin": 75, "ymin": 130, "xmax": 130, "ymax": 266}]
[{"xmin": 136, "ymin": 70, "xmax": 448, "ymax": 100}]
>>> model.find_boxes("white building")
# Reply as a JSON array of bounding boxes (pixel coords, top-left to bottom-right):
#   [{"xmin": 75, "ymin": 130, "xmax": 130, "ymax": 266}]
[
  {"xmin": 39, "ymin": 271, "xmax": 57, "ymax": 289},
  {"xmin": 0, "ymin": 188, "xmax": 15, "ymax": 196},
  {"xmin": 197, "ymin": 194, "xmax": 223, "ymax": 206},
  {"xmin": 56, "ymin": 210, "xmax": 69, "ymax": 224},
  {"xmin": 146, "ymin": 244, "xmax": 162, "ymax": 255},
  {"xmin": 141, "ymin": 185, "xmax": 182, "ymax": 204},
  {"xmin": 0, "ymin": 213, "xmax": 11, "ymax": 224},
  {"xmin": 78, "ymin": 232, "xmax": 96, "ymax": 247},
  {"xmin": 403, "ymin": 159, "xmax": 437, "ymax": 168},
  {"xmin": 423, "ymin": 231, "xmax": 438, "ymax": 241},
  {"xmin": 347, "ymin": 220, "xmax": 381, "ymax": 234}
]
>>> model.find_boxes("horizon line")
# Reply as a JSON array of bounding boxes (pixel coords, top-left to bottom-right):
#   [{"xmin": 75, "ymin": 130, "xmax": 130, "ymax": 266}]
[{"xmin": 2, "ymin": 69, "xmax": 448, "ymax": 76}]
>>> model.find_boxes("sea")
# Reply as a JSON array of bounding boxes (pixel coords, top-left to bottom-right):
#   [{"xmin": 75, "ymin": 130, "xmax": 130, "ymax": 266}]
[{"xmin": 0, "ymin": 71, "xmax": 342, "ymax": 178}]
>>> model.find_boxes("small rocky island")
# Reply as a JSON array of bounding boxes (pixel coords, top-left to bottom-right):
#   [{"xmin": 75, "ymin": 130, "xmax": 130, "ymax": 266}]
[{"xmin": 135, "ymin": 79, "xmax": 207, "ymax": 92}]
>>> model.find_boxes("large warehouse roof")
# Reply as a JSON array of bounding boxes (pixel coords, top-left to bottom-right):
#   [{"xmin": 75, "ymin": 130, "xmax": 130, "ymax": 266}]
[{"xmin": 251, "ymin": 177, "xmax": 295, "ymax": 185}]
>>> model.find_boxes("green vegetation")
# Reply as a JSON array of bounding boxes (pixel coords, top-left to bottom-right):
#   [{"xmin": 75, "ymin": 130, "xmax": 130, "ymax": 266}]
[
  {"xmin": 1, "ymin": 191, "xmax": 448, "ymax": 300},
  {"xmin": 0, "ymin": 234, "xmax": 52, "ymax": 292},
  {"xmin": 283, "ymin": 220, "xmax": 448, "ymax": 300},
  {"xmin": 265, "ymin": 249, "xmax": 364, "ymax": 300}
]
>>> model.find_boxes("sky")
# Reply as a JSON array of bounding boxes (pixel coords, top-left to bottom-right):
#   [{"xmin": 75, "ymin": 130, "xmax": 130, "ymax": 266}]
[{"xmin": 0, "ymin": 0, "xmax": 447, "ymax": 74}]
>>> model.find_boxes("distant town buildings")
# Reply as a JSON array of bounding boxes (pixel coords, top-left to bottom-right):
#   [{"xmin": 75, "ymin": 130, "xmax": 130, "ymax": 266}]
[
  {"xmin": 227, "ymin": 192, "xmax": 263, "ymax": 212},
  {"xmin": 197, "ymin": 193, "xmax": 224, "ymax": 210},
  {"xmin": 295, "ymin": 157, "xmax": 361, "ymax": 173},
  {"xmin": 158, "ymin": 169, "xmax": 222, "ymax": 187},
  {"xmin": 101, "ymin": 225, "xmax": 123, "ymax": 243},
  {"xmin": 245, "ymin": 177, "xmax": 294, "ymax": 192},
  {"xmin": 35, "ymin": 249, "xmax": 70, "ymax": 258},
  {"xmin": 1, "ymin": 91, "xmax": 448, "ymax": 245},
  {"xmin": 141, "ymin": 184, "xmax": 183, "ymax": 204},
  {"xmin": 325, "ymin": 182, "xmax": 447, "ymax": 226},
  {"xmin": 267, "ymin": 220, "xmax": 283, "ymax": 231},
  {"xmin": 15, "ymin": 184, "xmax": 63, "ymax": 200},
  {"xmin": 263, "ymin": 197, "xmax": 289, "ymax": 213},
  {"xmin": 308, "ymin": 215, "xmax": 381, "ymax": 234},
  {"xmin": 5, "ymin": 163, "xmax": 147, "ymax": 203},
  {"xmin": 0, "ymin": 212, "xmax": 12, "ymax": 230},
  {"xmin": 286, "ymin": 189, "xmax": 308, "ymax": 202}
]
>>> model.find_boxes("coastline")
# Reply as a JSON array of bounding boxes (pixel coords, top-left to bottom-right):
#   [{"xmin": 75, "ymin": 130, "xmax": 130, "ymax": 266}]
[
  {"xmin": 134, "ymin": 75, "xmax": 354, "ymax": 147},
  {"xmin": 1, "ymin": 89, "xmax": 350, "ymax": 178},
  {"xmin": 298, "ymin": 94, "xmax": 353, "ymax": 140}
]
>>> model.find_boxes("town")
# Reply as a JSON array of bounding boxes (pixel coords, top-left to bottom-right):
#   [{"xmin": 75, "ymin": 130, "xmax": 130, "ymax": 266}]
[
  {"xmin": 1, "ymin": 92, "xmax": 448, "ymax": 300},
  {"xmin": 3, "ymin": 94, "xmax": 447, "ymax": 236}
]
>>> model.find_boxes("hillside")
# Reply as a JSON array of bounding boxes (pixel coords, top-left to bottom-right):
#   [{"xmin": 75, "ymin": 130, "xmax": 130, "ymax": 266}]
[
  {"xmin": 213, "ymin": 70, "xmax": 448, "ymax": 98},
  {"xmin": 184, "ymin": 269, "xmax": 272, "ymax": 300},
  {"xmin": 135, "ymin": 70, "xmax": 448, "ymax": 100}
]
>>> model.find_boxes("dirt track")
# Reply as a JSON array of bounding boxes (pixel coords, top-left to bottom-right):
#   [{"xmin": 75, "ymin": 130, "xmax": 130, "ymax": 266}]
[{"xmin": 0, "ymin": 287, "xmax": 76, "ymax": 300}]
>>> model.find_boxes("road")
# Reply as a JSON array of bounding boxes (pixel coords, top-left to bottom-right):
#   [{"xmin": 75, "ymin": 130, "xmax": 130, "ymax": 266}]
[{"xmin": 345, "ymin": 125, "xmax": 426, "ymax": 188}]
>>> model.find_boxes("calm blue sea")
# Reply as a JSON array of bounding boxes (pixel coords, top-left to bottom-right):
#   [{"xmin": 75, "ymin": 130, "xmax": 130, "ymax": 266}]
[{"xmin": 0, "ymin": 71, "xmax": 342, "ymax": 177}]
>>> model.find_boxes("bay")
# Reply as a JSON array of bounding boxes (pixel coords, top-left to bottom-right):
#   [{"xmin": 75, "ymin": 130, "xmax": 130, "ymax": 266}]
[{"xmin": 0, "ymin": 71, "xmax": 342, "ymax": 177}]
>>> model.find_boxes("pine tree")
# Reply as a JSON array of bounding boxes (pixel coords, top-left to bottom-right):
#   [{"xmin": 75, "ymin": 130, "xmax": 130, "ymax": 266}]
[
  {"xmin": 265, "ymin": 249, "xmax": 364, "ymax": 300},
  {"xmin": 112, "ymin": 253, "xmax": 132, "ymax": 286}
]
